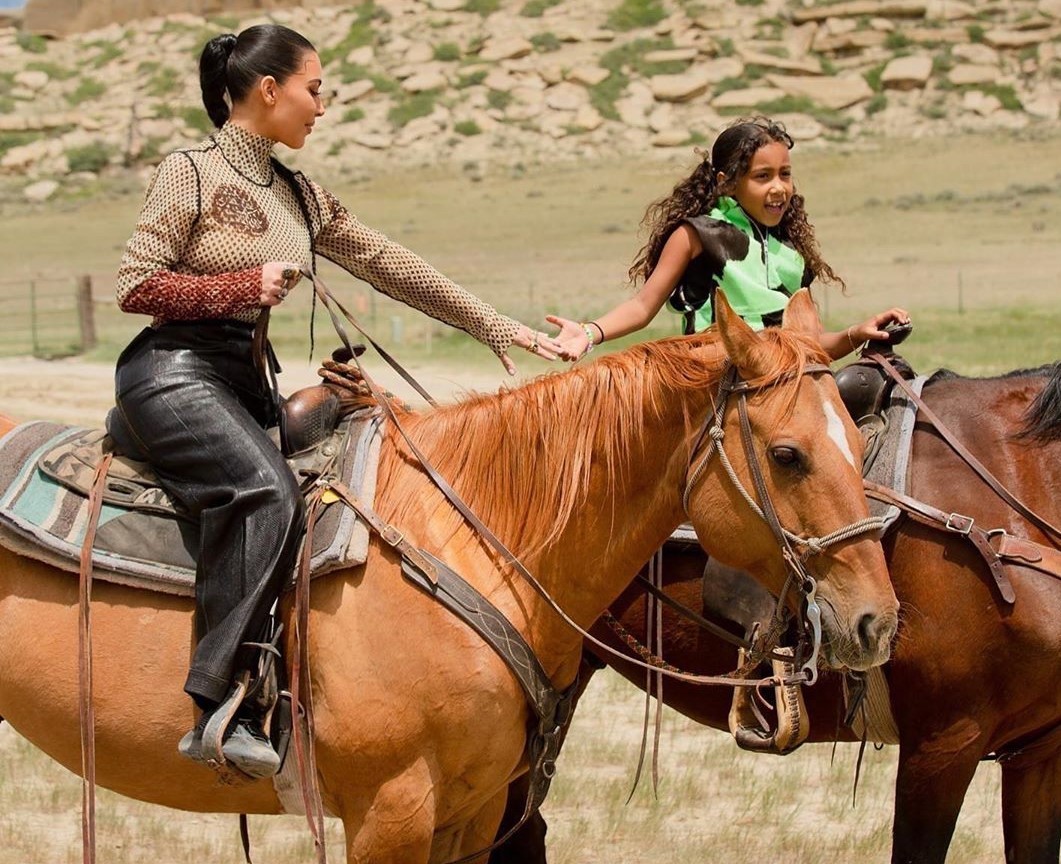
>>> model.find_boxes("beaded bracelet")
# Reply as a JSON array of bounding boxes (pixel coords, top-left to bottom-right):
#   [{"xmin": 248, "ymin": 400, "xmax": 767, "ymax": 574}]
[{"xmin": 580, "ymin": 322, "xmax": 597, "ymax": 354}]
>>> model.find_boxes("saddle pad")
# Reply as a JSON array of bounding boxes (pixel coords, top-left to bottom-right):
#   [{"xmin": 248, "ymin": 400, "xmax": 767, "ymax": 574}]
[
  {"xmin": 0, "ymin": 414, "xmax": 384, "ymax": 596},
  {"xmin": 862, "ymin": 375, "xmax": 927, "ymax": 532}
]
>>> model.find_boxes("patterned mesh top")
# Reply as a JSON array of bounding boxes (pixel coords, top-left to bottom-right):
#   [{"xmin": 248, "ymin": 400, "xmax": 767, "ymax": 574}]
[{"xmin": 116, "ymin": 122, "xmax": 520, "ymax": 357}]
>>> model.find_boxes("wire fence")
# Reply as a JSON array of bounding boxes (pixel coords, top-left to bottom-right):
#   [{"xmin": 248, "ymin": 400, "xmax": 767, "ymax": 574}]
[{"xmin": 0, "ymin": 276, "xmax": 96, "ymax": 359}]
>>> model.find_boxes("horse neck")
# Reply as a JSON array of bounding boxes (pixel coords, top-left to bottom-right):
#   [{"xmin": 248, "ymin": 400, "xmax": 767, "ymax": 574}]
[{"xmin": 377, "ymin": 339, "xmax": 725, "ymax": 682}]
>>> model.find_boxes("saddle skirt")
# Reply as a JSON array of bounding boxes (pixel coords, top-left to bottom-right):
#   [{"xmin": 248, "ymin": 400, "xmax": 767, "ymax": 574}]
[
  {"xmin": 0, "ymin": 410, "xmax": 385, "ymax": 597},
  {"xmin": 861, "ymin": 373, "xmax": 928, "ymax": 531}
]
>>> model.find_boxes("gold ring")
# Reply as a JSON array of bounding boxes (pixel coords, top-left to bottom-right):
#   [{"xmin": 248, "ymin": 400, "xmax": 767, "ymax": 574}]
[{"xmin": 528, "ymin": 331, "xmax": 540, "ymax": 354}]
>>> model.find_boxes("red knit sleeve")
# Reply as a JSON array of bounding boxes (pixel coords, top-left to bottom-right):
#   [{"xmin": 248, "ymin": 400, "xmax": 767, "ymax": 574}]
[{"xmin": 119, "ymin": 267, "xmax": 262, "ymax": 320}]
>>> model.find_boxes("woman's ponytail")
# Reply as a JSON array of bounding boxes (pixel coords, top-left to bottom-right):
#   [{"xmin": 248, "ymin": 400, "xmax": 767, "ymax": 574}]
[{"xmin": 199, "ymin": 33, "xmax": 237, "ymax": 128}]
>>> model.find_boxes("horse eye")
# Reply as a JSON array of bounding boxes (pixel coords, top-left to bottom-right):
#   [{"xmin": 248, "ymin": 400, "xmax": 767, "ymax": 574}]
[{"xmin": 771, "ymin": 446, "xmax": 801, "ymax": 467}]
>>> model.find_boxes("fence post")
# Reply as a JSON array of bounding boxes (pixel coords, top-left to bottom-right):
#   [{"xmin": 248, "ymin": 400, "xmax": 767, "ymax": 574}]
[
  {"xmin": 29, "ymin": 279, "xmax": 39, "ymax": 356},
  {"xmin": 77, "ymin": 274, "xmax": 97, "ymax": 353}
]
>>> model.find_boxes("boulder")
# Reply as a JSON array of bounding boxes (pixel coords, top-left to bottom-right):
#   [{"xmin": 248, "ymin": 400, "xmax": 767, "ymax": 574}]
[
  {"xmin": 565, "ymin": 65, "xmax": 610, "ymax": 87},
  {"xmin": 712, "ymin": 86, "xmax": 786, "ymax": 109},
  {"xmin": 24, "ymin": 179, "xmax": 59, "ymax": 201},
  {"xmin": 478, "ymin": 37, "xmax": 533, "ymax": 62},
  {"xmin": 812, "ymin": 29, "xmax": 888, "ymax": 52},
  {"xmin": 767, "ymin": 73, "xmax": 873, "ymax": 109},
  {"xmin": 14, "ymin": 70, "xmax": 49, "ymax": 90},
  {"xmin": 961, "ymin": 90, "xmax": 1001, "ymax": 116},
  {"xmin": 650, "ymin": 69, "xmax": 713, "ymax": 103},
  {"xmin": 402, "ymin": 71, "xmax": 449, "ymax": 93},
  {"xmin": 985, "ymin": 27, "xmax": 1061, "ymax": 48},
  {"xmin": 947, "ymin": 63, "xmax": 999, "ymax": 86},
  {"xmin": 880, "ymin": 55, "xmax": 933, "ymax": 89},
  {"xmin": 736, "ymin": 47, "xmax": 823, "ymax": 75},
  {"xmin": 1021, "ymin": 85, "xmax": 1060, "ymax": 119},
  {"xmin": 925, "ymin": 0, "xmax": 977, "ymax": 19},
  {"xmin": 952, "ymin": 43, "xmax": 999, "ymax": 64},
  {"xmin": 651, "ymin": 128, "xmax": 691, "ymax": 147},
  {"xmin": 792, "ymin": 1, "xmax": 927, "ymax": 23},
  {"xmin": 544, "ymin": 82, "xmax": 586, "ymax": 111},
  {"xmin": 643, "ymin": 48, "xmax": 699, "ymax": 64}
]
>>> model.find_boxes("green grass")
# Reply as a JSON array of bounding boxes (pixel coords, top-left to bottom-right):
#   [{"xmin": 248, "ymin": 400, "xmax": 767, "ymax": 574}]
[
  {"xmin": 66, "ymin": 141, "xmax": 113, "ymax": 173},
  {"xmin": 387, "ymin": 91, "xmax": 438, "ymax": 127},
  {"xmin": 606, "ymin": 0, "xmax": 666, "ymax": 31},
  {"xmin": 520, "ymin": 0, "xmax": 562, "ymax": 16},
  {"xmin": 65, "ymin": 77, "xmax": 106, "ymax": 106}
]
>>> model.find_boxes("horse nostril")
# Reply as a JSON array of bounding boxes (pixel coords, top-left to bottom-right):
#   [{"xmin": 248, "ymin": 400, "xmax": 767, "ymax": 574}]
[
  {"xmin": 857, "ymin": 613, "xmax": 878, "ymax": 650},
  {"xmin": 857, "ymin": 611, "xmax": 897, "ymax": 653}
]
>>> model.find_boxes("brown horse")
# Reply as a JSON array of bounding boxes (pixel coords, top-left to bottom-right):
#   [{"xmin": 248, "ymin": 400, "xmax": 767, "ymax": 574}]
[
  {"xmin": 0, "ymin": 290, "xmax": 899, "ymax": 863},
  {"xmin": 495, "ymin": 362, "xmax": 1061, "ymax": 864}
]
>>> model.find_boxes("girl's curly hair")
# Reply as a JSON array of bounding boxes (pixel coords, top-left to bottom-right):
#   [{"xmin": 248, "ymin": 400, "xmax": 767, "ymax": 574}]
[{"xmin": 628, "ymin": 116, "xmax": 844, "ymax": 289}]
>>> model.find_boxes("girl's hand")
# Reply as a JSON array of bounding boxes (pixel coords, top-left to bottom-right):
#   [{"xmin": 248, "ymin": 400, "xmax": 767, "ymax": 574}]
[
  {"xmin": 545, "ymin": 314, "xmax": 592, "ymax": 360},
  {"xmin": 502, "ymin": 324, "xmax": 569, "ymax": 375},
  {"xmin": 260, "ymin": 262, "xmax": 304, "ymax": 306},
  {"xmin": 848, "ymin": 307, "xmax": 911, "ymax": 345}
]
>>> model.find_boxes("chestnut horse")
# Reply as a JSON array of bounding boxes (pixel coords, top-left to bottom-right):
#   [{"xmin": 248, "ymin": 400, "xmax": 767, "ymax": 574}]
[
  {"xmin": 495, "ymin": 362, "xmax": 1061, "ymax": 864},
  {"xmin": 0, "ymin": 291, "xmax": 899, "ymax": 863}
]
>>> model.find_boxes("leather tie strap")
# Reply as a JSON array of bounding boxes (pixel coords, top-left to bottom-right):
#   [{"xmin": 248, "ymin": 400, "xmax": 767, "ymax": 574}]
[
  {"xmin": 79, "ymin": 451, "xmax": 112, "ymax": 864},
  {"xmin": 864, "ymin": 480, "xmax": 1016, "ymax": 604}
]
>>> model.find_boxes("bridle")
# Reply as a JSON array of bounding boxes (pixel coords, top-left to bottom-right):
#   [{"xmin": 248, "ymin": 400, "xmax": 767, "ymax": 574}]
[{"xmin": 683, "ymin": 362, "xmax": 887, "ymax": 684}]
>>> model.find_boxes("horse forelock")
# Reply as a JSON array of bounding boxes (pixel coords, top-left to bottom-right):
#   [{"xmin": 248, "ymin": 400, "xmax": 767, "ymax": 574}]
[
  {"xmin": 737, "ymin": 327, "xmax": 832, "ymax": 432},
  {"xmin": 379, "ymin": 333, "xmax": 730, "ymax": 559}
]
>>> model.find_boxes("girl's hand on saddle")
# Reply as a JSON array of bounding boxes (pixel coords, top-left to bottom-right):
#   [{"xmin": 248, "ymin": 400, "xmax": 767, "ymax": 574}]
[
  {"xmin": 848, "ymin": 307, "xmax": 912, "ymax": 344},
  {"xmin": 544, "ymin": 315, "xmax": 593, "ymax": 360},
  {"xmin": 260, "ymin": 262, "xmax": 304, "ymax": 307}
]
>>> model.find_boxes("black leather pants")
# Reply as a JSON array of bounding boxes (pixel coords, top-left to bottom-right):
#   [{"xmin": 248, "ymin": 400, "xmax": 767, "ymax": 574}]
[{"xmin": 113, "ymin": 321, "xmax": 305, "ymax": 707}]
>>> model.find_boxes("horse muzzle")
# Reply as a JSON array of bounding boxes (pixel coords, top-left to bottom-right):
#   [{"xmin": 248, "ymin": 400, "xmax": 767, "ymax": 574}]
[{"xmin": 817, "ymin": 598, "xmax": 898, "ymax": 671}]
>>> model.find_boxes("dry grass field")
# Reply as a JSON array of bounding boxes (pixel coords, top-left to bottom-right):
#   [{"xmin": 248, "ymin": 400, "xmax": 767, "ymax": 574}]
[{"xmin": 0, "ymin": 126, "xmax": 1057, "ymax": 862}]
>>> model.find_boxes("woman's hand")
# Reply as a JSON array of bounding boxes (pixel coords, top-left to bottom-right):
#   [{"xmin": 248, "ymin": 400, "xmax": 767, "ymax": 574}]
[
  {"xmin": 847, "ymin": 307, "xmax": 911, "ymax": 346},
  {"xmin": 545, "ymin": 314, "xmax": 594, "ymax": 360},
  {"xmin": 260, "ymin": 262, "xmax": 304, "ymax": 306},
  {"xmin": 501, "ymin": 324, "xmax": 571, "ymax": 375}
]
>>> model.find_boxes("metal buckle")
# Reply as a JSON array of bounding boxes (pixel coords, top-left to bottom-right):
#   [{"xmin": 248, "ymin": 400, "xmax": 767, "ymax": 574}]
[
  {"xmin": 382, "ymin": 525, "xmax": 405, "ymax": 547},
  {"xmin": 945, "ymin": 512, "xmax": 974, "ymax": 535}
]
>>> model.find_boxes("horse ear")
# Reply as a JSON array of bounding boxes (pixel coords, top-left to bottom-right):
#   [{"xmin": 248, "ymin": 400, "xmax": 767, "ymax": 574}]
[
  {"xmin": 780, "ymin": 288, "xmax": 822, "ymax": 337},
  {"xmin": 715, "ymin": 289, "xmax": 770, "ymax": 377}
]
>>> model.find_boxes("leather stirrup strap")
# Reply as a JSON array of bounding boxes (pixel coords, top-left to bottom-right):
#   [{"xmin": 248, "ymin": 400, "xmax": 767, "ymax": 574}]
[
  {"xmin": 79, "ymin": 451, "xmax": 112, "ymax": 864},
  {"xmin": 865, "ymin": 351, "xmax": 1061, "ymax": 545}
]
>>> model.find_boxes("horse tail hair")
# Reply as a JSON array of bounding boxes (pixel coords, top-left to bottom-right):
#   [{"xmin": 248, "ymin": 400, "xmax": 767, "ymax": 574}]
[{"xmin": 1018, "ymin": 361, "xmax": 1061, "ymax": 442}]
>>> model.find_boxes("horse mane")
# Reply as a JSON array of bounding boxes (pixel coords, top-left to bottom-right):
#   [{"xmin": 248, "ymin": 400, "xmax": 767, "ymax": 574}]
[
  {"xmin": 926, "ymin": 364, "xmax": 1061, "ymax": 442},
  {"xmin": 379, "ymin": 325, "xmax": 826, "ymax": 559},
  {"xmin": 1018, "ymin": 361, "xmax": 1061, "ymax": 442}
]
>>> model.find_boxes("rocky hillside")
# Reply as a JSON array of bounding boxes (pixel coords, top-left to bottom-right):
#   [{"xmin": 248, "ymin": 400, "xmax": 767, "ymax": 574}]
[{"xmin": 1, "ymin": 0, "xmax": 1059, "ymax": 201}]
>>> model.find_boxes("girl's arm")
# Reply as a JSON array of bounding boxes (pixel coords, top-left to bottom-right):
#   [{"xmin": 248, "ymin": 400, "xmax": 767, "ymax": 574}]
[
  {"xmin": 548, "ymin": 224, "xmax": 703, "ymax": 358},
  {"xmin": 821, "ymin": 307, "xmax": 911, "ymax": 361}
]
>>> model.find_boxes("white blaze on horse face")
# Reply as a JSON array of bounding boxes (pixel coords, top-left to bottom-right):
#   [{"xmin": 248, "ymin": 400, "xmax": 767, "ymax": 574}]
[{"xmin": 822, "ymin": 400, "xmax": 857, "ymax": 469}]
